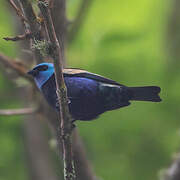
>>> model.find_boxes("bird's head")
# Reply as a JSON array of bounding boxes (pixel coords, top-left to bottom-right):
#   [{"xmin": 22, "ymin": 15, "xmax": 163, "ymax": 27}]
[{"xmin": 27, "ymin": 63, "xmax": 54, "ymax": 89}]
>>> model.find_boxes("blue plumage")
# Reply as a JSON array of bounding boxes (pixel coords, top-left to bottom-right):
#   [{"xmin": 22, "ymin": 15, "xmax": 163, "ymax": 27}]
[
  {"xmin": 33, "ymin": 63, "xmax": 54, "ymax": 89},
  {"xmin": 28, "ymin": 63, "xmax": 161, "ymax": 121}
]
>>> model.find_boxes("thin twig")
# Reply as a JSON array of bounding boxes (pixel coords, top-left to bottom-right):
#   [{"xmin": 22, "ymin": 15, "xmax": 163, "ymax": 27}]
[
  {"xmin": 9, "ymin": 0, "xmax": 27, "ymax": 23},
  {"xmin": 38, "ymin": 1, "xmax": 76, "ymax": 180},
  {"xmin": 0, "ymin": 53, "xmax": 33, "ymax": 83},
  {"xmin": 0, "ymin": 108, "xmax": 36, "ymax": 116},
  {"xmin": 18, "ymin": 0, "xmax": 44, "ymax": 63},
  {"xmin": 3, "ymin": 32, "xmax": 32, "ymax": 41}
]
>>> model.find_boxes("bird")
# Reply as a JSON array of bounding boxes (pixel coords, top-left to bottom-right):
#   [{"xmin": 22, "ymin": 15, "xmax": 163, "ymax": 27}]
[{"xmin": 28, "ymin": 63, "xmax": 161, "ymax": 121}]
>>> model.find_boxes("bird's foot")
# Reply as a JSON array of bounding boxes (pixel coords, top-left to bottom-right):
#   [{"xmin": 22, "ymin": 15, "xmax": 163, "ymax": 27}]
[
  {"xmin": 55, "ymin": 101, "xmax": 59, "ymax": 110},
  {"xmin": 61, "ymin": 122, "xmax": 76, "ymax": 140},
  {"xmin": 70, "ymin": 120, "xmax": 76, "ymax": 132}
]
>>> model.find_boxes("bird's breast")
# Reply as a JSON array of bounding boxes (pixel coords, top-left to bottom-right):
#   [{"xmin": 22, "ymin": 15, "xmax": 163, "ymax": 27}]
[{"xmin": 41, "ymin": 75, "xmax": 105, "ymax": 120}]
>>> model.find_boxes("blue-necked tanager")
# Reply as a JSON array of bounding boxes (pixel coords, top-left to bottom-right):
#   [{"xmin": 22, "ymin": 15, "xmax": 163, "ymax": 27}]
[{"xmin": 28, "ymin": 63, "xmax": 161, "ymax": 121}]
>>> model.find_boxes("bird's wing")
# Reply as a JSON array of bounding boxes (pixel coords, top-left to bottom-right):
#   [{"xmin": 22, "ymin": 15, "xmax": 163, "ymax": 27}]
[{"xmin": 63, "ymin": 68, "xmax": 123, "ymax": 86}]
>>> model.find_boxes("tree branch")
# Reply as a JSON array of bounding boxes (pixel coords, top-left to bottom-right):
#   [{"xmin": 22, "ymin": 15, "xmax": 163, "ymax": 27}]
[
  {"xmin": 4, "ymin": 0, "xmax": 97, "ymax": 179},
  {"xmin": 18, "ymin": 0, "xmax": 44, "ymax": 63},
  {"xmin": 72, "ymin": 130, "xmax": 98, "ymax": 180},
  {"xmin": 51, "ymin": 0, "xmax": 67, "ymax": 63},
  {"xmin": 24, "ymin": 115, "xmax": 60, "ymax": 180},
  {"xmin": 0, "ymin": 108, "xmax": 36, "ymax": 116},
  {"xmin": 3, "ymin": 32, "xmax": 32, "ymax": 41},
  {"xmin": 9, "ymin": 0, "xmax": 27, "ymax": 24},
  {"xmin": 0, "ymin": 53, "xmax": 33, "ymax": 83},
  {"xmin": 38, "ymin": 1, "xmax": 76, "ymax": 180}
]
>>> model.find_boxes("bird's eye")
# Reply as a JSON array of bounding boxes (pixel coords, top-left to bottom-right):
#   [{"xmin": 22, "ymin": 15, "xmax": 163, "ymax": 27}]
[{"xmin": 37, "ymin": 65, "xmax": 48, "ymax": 71}]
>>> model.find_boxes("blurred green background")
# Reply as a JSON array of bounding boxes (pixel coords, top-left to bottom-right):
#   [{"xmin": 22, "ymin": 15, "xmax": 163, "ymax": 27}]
[{"xmin": 0, "ymin": 0, "xmax": 179, "ymax": 180}]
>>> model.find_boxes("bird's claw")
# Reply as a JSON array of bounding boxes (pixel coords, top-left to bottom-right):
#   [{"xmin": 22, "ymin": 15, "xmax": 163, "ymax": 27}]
[{"xmin": 70, "ymin": 122, "xmax": 76, "ymax": 131}]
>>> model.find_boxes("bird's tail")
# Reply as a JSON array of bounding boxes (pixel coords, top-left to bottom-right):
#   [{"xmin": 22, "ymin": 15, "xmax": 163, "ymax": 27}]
[{"xmin": 127, "ymin": 86, "xmax": 161, "ymax": 102}]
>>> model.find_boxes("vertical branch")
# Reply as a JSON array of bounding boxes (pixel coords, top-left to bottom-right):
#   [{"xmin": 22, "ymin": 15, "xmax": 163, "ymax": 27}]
[
  {"xmin": 24, "ymin": 115, "xmax": 59, "ymax": 180},
  {"xmin": 38, "ymin": 1, "xmax": 76, "ymax": 180},
  {"xmin": 52, "ymin": 0, "xmax": 98, "ymax": 179},
  {"xmin": 6, "ymin": 1, "xmax": 59, "ymax": 180},
  {"xmin": 5, "ymin": 0, "xmax": 98, "ymax": 179},
  {"xmin": 51, "ymin": 0, "xmax": 67, "ymax": 62},
  {"xmin": 72, "ymin": 130, "xmax": 98, "ymax": 180},
  {"xmin": 4, "ymin": 0, "xmax": 98, "ymax": 179},
  {"xmin": 18, "ymin": 0, "xmax": 44, "ymax": 63}
]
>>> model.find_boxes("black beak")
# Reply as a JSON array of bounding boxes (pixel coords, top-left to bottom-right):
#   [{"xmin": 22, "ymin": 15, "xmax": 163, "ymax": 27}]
[{"xmin": 27, "ymin": 69, "xmax": 39, "ymax": 77}]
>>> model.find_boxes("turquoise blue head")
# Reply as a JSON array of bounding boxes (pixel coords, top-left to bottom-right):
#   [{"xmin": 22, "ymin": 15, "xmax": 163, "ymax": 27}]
[{"xmin": 27, "ymin": 63, "xmax": 54, "ymax": 89}]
